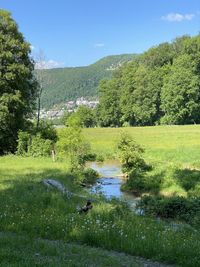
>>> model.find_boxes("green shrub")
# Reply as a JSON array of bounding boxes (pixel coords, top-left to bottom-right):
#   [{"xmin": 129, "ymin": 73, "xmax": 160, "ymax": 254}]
[
  {"xmin": 16, "ymin": 131, "xmax": 31, "ymax": 156},
  {"xmin": 28, "ymin": 134, "xmax": 52, "ymax": 157},
  {"xmin": 117, "ymin": 131, "xmax": 148, "ymax": 174},
  {"xmin": 137, "ymin": 195, "xmax": 200, "ymax": 227},
  {"xmin": 57, "ymin": 127, "xmax": 91, "ymax": 171},
  {"xmin": 188, "ymin": 184, "xmax": 200, "ymax": 197},
  {"xmin": 33, "ymin": 120, "xmax": 57, "ymax": 143},
  {"xmin": 82, "ymin": 153, "xmax": 97, "ymax": 162},
  {"xmin": 95, "ymin": 154, "xmax": 104, "ymax": 162},
  {"xmin": 82, "ymin": 168, "xmax": 99, "ymax": 184},
  {"xmin": 17, "ymin": 121, "xmax": 57, "ymax": 157},
  {"xmin": 117, "ymin": 131, "xmax": 151, "ymax": 193}
]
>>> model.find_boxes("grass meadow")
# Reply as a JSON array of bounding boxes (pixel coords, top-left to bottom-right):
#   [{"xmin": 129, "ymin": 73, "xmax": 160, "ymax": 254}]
[
  {"xmin": 1, "ymin": 125, "xmax": 200, "ymax": 266},
  {"xmin": 83, "ymin": 125, "xmax": 200, "ymax": 196},
  {"xmin": 83, "ymin": 125, "xmax": 200, "ymax": 165}
]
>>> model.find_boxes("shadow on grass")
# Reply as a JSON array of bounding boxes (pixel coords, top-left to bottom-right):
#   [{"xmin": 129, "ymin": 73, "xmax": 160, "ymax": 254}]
[
  {"xmin": 0, "ymin": 167, "xmax": 76, "ymax": 190},
  {"xmin": 173, "ymin": 168, "xmax": 200, "ymax": 196},
  {"xmin": 125, "ymin": 168, "xmax": 166, "ymax": 196},
  {"xmin": 144, "ymin": 170, "xmax": 166, "ymax": 195},
  {"xmin": 132, "ymin": 164, "xmax": 200, "ymax": 197},
  {"xmin": 0, "ymin": 166, "xmax": 91, "ymax": 239}
]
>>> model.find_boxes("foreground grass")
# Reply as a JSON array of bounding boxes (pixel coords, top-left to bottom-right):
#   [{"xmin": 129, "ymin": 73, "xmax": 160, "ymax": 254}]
[
  {"xmin": 0, "ymin": 156, "xmax": 200, "ymax": 266},
  {"xmin": 0, "ymin": 233, "xmax": 143, "ymax": 267}
]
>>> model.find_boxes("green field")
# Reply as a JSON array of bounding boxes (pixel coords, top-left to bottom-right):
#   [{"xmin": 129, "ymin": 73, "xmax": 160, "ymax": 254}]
[
  {"xmin": 83, "ymin": 126, "xmax": 200, "ymax": 197},
  {"xmin": 1, "ymin": 125, "xmax": 200, "ymax": 266},
  {"xmin": 83, "ymin": 125, "xmax": 200, "ymax": 165}
]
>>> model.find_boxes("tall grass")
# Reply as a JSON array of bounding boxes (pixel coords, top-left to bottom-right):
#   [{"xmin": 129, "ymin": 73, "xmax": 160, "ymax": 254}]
[{"xmin": 0, "ymin": 156, "xmax": 200, "ymax": 266}]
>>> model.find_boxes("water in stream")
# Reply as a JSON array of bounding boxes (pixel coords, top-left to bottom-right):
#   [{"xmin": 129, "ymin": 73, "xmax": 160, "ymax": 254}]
[{"xmin": 89, "ymin": 160, "xmax": 140, "ymax": 210}]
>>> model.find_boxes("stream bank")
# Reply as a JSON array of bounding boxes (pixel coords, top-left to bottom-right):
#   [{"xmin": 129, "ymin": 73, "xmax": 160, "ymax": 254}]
[{"xmin": 88, "ymin": 160, "xmax": 140, "ymax": 211}]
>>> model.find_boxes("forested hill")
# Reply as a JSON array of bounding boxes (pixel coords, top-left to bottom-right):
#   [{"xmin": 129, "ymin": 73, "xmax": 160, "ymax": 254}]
[{"xmin": 40, "ymin": 54, "xmax": 137, "ymax": 108}]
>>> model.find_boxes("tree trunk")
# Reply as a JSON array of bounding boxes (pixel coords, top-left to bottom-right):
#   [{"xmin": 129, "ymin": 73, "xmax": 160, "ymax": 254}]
[{"xmin": 36, "ymin": 95, "xmax": 41, "ymax": 129}]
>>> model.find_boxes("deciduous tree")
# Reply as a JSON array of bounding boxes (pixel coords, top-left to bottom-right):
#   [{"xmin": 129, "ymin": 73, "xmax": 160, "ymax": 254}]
[{"xmin": 0, "ymin": 10, "xmax": 37, "ymax": 154}]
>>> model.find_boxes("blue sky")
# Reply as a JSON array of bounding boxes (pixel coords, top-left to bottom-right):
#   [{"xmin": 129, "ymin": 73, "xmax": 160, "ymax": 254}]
[{"xmin": 1, "ymin": 0, "xmax": 200, "ymax": 67}]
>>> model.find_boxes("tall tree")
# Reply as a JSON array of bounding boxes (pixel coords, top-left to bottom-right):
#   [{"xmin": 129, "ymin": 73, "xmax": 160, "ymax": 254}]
[
  {"xmin": 77, "ymin": 105, "xmax": 96, "ymax": 127},
  {"xmin": 119, "ymin": 61, "xmax": 138, "ymax": 125},
  {"xmin": 161, "ymin": 54, "xmax": 200, "ymax": 124},
  {"xmin": 97, "ymin": 76, "xmax": 122, "ymax": 127},
  {"xmin": 0, "ymin": 10, "xmax": 37, "ymax": 154}
]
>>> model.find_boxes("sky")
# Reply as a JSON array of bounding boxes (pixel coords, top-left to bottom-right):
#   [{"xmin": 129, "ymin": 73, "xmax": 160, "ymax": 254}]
[{"xmin": 1, "ymin": 0, "xmax": 200, "ymax": 68}]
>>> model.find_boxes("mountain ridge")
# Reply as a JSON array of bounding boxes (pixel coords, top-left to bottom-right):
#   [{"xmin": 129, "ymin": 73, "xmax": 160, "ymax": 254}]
[{"xmin": 40, "ymin": 53, "xmax": 138, "ymax": 109}]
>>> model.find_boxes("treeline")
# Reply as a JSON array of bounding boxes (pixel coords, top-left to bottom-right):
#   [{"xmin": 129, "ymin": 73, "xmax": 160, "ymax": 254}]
[{"xmin": 96, "ymin": 35, "xmax": 200, "ymax": 126}]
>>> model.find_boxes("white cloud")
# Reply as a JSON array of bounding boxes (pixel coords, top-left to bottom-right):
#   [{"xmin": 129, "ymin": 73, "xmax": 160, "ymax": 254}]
[
  {"xmin": 94, "ymin": 43, "xmax": 105, "ymax": 47},
  {"xmin": 35, "ymin": 59, "xmax": 64, "ymax": 69},
  {"xmin": 30, "ymin": 45, "xmax": 35, "ymax": 50},
  {"xmin": 161, "ymin": 13, "xmax": 195, "ymax": 22}
]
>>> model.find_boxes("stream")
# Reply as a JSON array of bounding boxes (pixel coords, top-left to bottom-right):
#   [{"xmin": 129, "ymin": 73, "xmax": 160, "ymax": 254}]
[
  {"xmin": 89, "ymin": 161, "xmax": 189, "ymax": 229},
  {"xmin": 89, "ymin": 160, "xmax": 140, "ymax": 211}
]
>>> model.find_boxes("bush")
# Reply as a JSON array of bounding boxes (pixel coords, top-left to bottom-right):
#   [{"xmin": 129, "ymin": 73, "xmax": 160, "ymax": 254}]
[
  {"xmin": 56, "ymin": 127, "xmax": 91, "ymax": 171},
  {"xmin": 95, "ymin": 154, "xmax": 104, "ymax": 162},
  {"xmin": 82, "ymin": 153, "xmax": 97, "ymax": 162},
  {"xmin": 33, "ymin": 120, "xmax": 57, "ymax": 143},
  {"xmin": 72, "ymin": 168, "xmax": 99, "ymax": 185},
  {"xmin": 17, "ymin": 121, "xmax": 57, "ymax": 157},
  {"xmin": 28, "ymin": 134, "xmax": 52, "ymax": 157},
  {"xmin": 121, "ymin": 169, "xmax": 145, "ymax": 193},
  {"xmin": 117, "ymin": 131, "xmax": 148, "ymax": 174},
  {"xmin": 137, "ymin": 195, "xmax": 200, "ymax": 227},
  {"xmin": 117, "ymin": 131, "xmax": 151, "ymax": 193},
  {"xmin": 82, "ymin": 168, "xmax": 99, "ymax": 184},
  {"xmin": 16, "ymin": 131, "xmax": 31, "ymax": 156}
]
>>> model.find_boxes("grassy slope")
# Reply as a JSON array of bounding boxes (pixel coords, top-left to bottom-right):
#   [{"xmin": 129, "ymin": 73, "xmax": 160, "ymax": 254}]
[
  {"xmin": 40, "ymin": 54, "xmax": 137, "ymax": 109},
  {"xmin": 0, "ymin": 155, "xmax": 200, "ymax": 267}
]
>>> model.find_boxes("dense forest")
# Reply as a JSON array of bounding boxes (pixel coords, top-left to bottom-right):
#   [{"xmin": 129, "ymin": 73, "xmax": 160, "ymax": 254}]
[
  {"xmin": 39, "ymin": 54, "xmax": 137, "ymax": 108},
  {"xmin": 97, "ymin": 34, "xmax": 200, "ymax": 126}
]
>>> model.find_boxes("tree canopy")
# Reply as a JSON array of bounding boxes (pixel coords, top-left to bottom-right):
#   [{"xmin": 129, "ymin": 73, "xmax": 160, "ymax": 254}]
[
  {"xmin": 0, "ymin": 10, "xmax": 37, "ymax": 154},
  {"xmin": 97, "ymin": 34, "xmax": 200, "ymax": 126}
]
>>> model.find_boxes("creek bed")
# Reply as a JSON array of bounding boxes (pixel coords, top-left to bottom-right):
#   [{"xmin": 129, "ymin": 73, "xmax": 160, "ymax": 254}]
[{"xmin": 88, "ymin": 160, "xmax": 140, "ymax": 211}]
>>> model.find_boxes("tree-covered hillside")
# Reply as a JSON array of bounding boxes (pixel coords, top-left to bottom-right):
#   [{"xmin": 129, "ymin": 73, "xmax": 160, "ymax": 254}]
[{"xmin": 39, "ymin": 54, "xmax": 137, "ymax": 108}]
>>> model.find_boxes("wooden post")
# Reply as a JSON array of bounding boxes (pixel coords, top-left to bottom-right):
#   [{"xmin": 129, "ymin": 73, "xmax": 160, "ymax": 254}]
[{"xmin": 52, "ymin": 149, "xmax": 55, "ymax": 162}]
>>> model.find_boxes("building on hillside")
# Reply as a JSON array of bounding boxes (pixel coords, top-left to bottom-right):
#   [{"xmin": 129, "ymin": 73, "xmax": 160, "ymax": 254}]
[{"xmin": 76, "ymin": 97, "xmax": 99, "ymax": 109}]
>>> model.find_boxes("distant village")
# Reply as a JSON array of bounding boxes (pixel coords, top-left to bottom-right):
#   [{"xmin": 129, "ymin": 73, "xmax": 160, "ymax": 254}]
[{"xmin": 40, "ymin": 97, "xmax": 99, "ymax": 120}]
